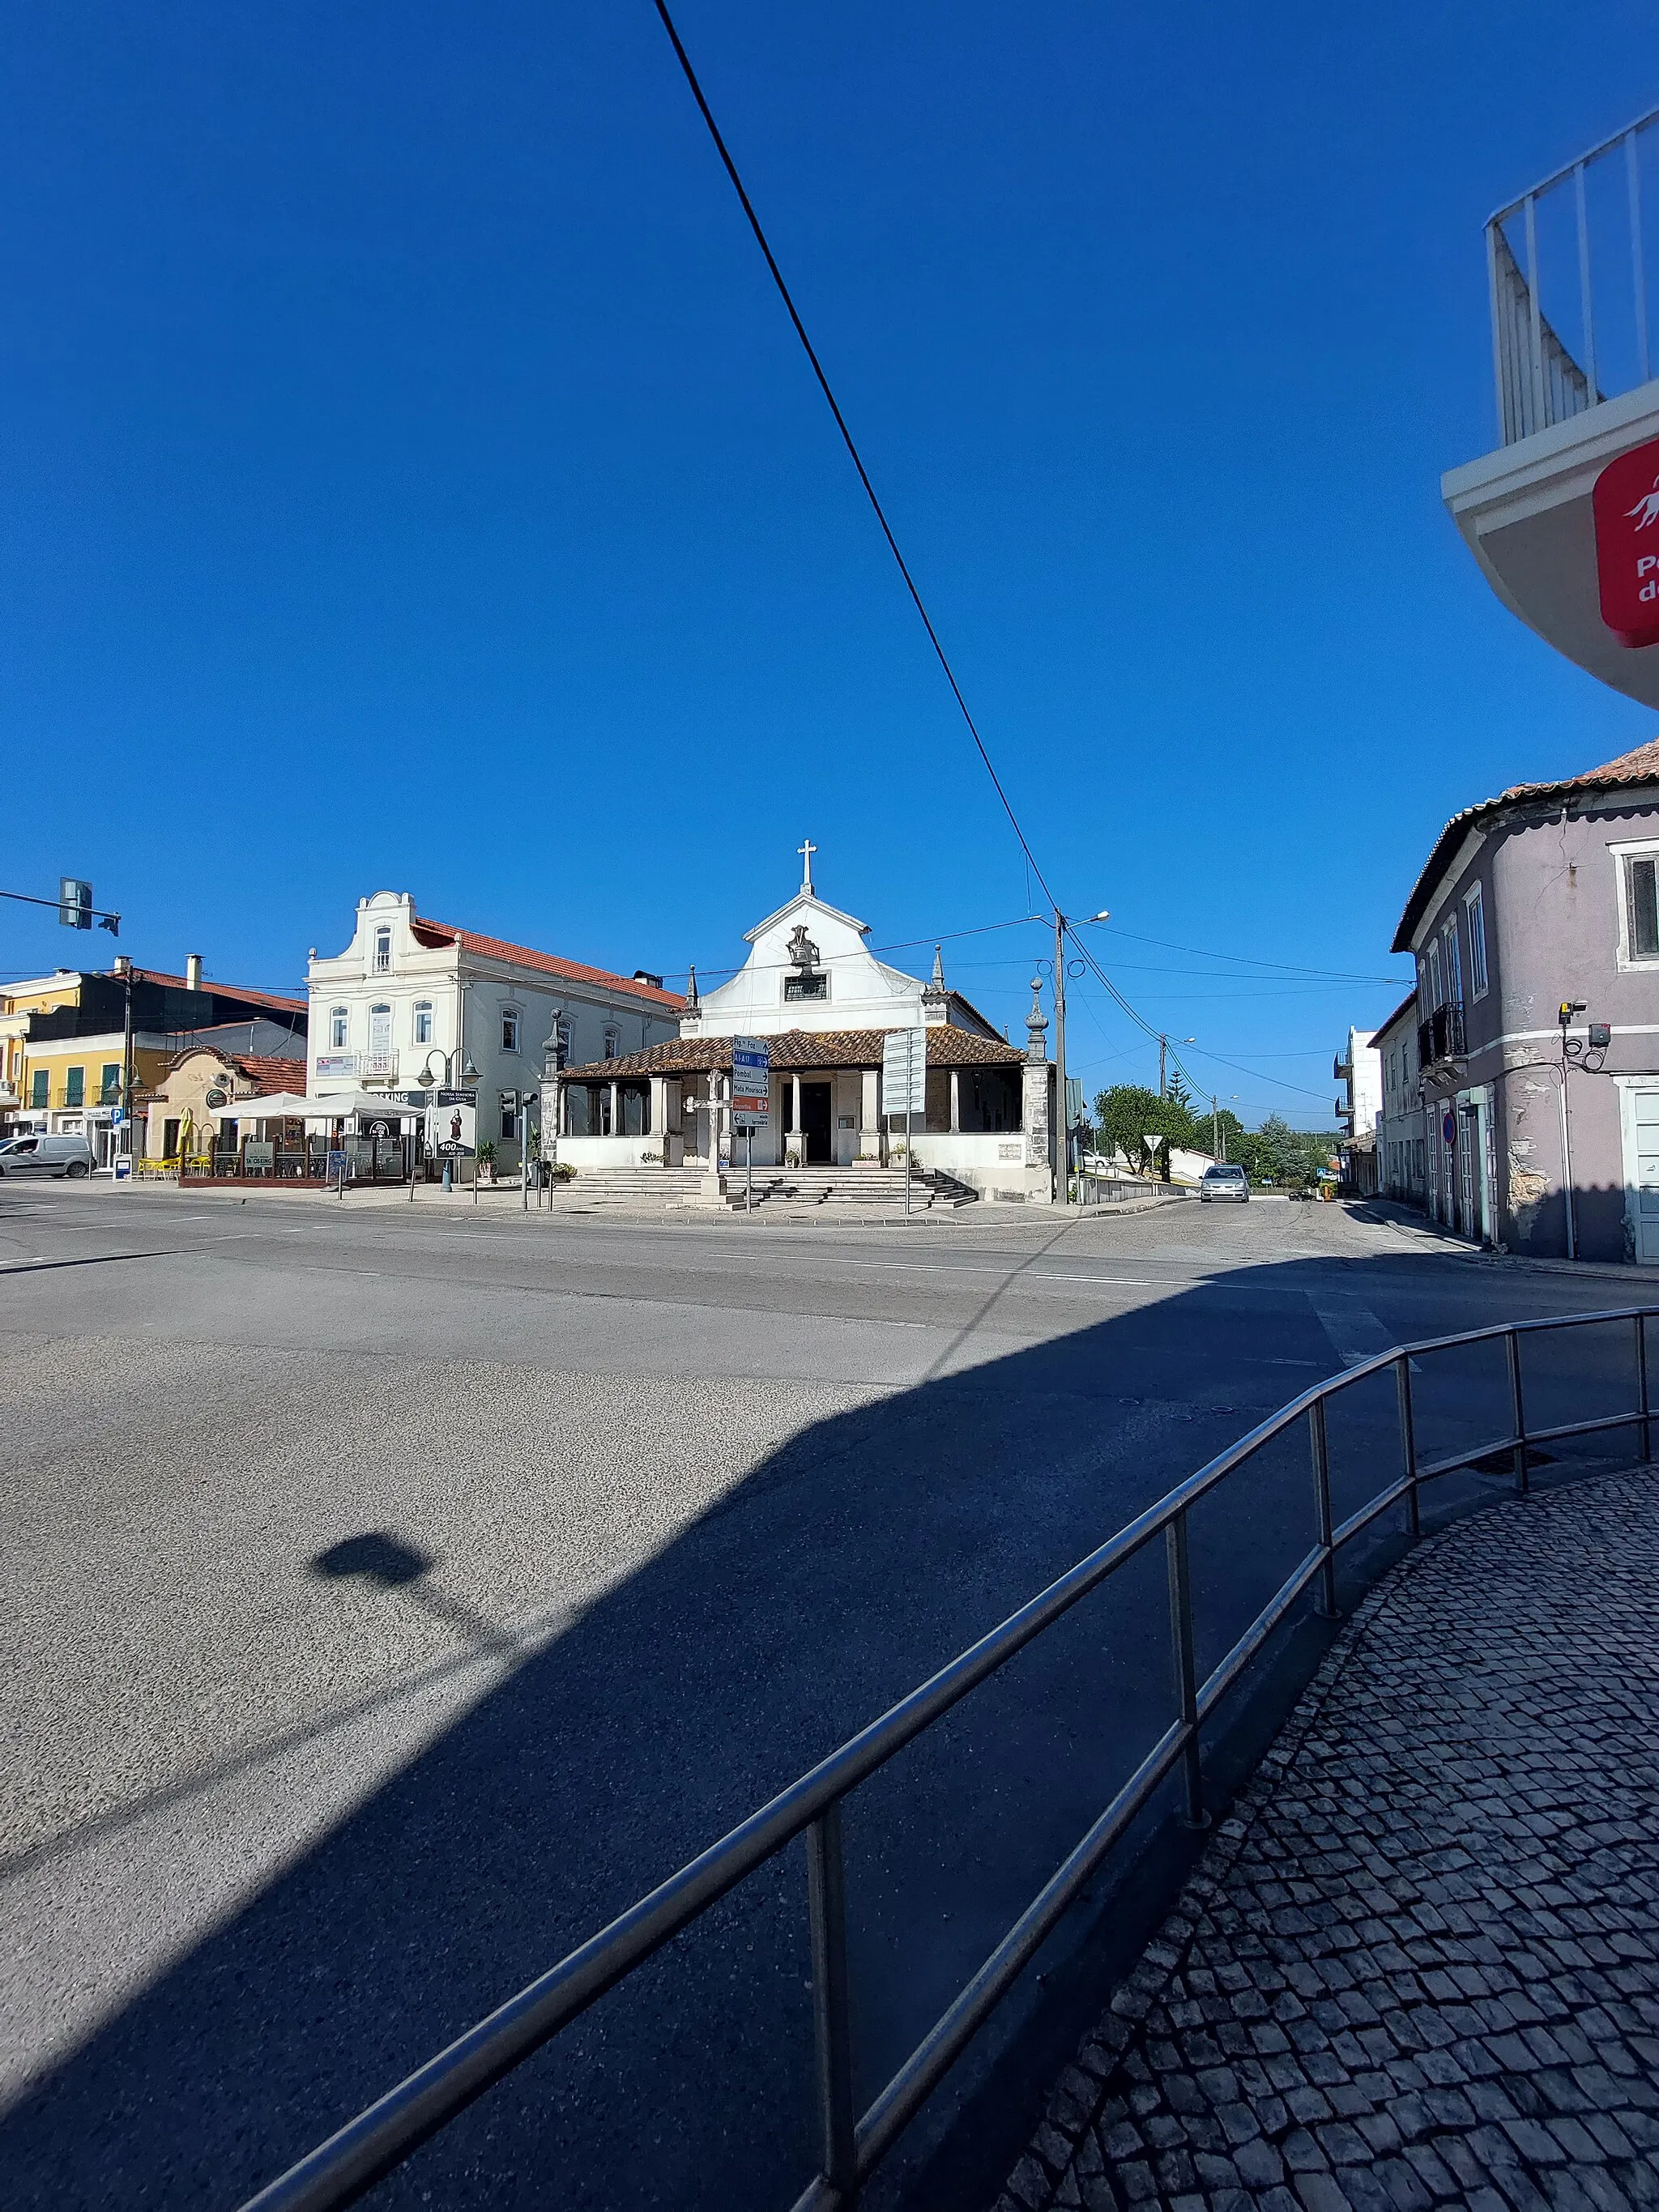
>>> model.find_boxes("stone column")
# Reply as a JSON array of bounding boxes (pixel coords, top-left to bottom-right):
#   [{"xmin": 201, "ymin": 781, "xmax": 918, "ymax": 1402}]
[
  {"xmin": 608, "ymin": 1080, "xmax": 619, "ymax": 1139},
  {"xmin": 949, "ymin": 1068, "xmax": 960, "ymax": 1133},
  {"xmin": 789, "ymin": 1073, "xmax": 803, "ymax": 1167},
  {"xmin": 699, "ymin": 1068, "xmax": 725, "ymax": 1202}
]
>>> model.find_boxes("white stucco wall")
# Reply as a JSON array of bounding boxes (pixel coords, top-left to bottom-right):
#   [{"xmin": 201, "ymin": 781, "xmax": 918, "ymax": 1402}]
[{"xmin": 685, "ymin": 889, "xmax": 928, "ymax": 1038}]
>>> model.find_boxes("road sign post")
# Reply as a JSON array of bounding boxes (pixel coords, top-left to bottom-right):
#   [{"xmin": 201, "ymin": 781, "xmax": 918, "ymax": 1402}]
[
  {"xmin": 882, "ymin": 1028, "xmax": 927, "ymax": 1219},
  {"xmin": 731, "ymin": 1038, "xmax": 770, "ymax": 1214}
]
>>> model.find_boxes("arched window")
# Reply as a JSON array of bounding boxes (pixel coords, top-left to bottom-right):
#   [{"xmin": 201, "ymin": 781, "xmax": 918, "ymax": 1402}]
[
  {"xmin": 329, "ymin": 1006, "xmax": 348, "ymax": 1050},
  {"xmin": 501, "ymin": 1008, "xmax": 522, "ymax": 1054},
  {"xmin": 369, "ymin": 1004, "xmax": 392, "ymax": 1055},
  {"xmin": 413, "ymin": 1000, "xmax": 433, "ymax": 1045},
  {"xmin": 373, "ymin": 926, "xmax": 392, "ymax": 974}
]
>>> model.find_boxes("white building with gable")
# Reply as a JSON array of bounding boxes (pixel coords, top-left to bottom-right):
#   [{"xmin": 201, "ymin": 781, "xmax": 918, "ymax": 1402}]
[{"xmin": 305, "ymin": 892, "xmax": 681, "ymax": 1172}]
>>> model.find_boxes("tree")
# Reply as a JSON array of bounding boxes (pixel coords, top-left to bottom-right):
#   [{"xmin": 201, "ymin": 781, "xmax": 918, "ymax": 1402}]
[
  {"xmin": 1094, "ymin": 1083, "xmax": 1204, "ymax": 1169},
  {"xmin": 1166, "ymin": 1069, "xmax": 1194, "ymax": 1117}
]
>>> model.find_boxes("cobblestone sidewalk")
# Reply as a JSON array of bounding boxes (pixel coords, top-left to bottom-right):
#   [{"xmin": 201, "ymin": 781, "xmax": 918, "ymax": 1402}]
[{"xmin": 993, "ymin": 1469, "xmax": 1659, "ymax": 2212}]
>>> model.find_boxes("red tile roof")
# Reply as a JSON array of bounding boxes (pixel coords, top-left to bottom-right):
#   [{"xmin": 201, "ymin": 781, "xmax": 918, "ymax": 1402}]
[
  {"xmin": 1393, "ymin": 736, "xmax": 1659, "ymax": 951},
  {"xmin": 124, "ymin": 968, "xmax": 309, "ymax": 1016},
  {"xmin": 163, "ymin": 1049, "xmax": 309, "ymax": 1095},
  {"xmin": 412, "ymin": 918, "xmax": 683, "ymax": 1011},
  {"xmin": 232, "ymin": 1055, "xmax": 309, "ymax": 1096},
  {"xmin": 561, "ymin": 1025, "xmax": 1026, "ymax": 1080}
]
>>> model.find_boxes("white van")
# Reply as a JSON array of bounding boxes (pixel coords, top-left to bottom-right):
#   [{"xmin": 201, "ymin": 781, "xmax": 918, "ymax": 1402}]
[{"xmin": 0, "ymin": 1133, "xmax": 96, "ymax": 1178}]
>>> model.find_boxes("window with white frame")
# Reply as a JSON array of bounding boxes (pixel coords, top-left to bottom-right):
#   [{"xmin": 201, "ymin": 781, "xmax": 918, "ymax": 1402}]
[
  {"xmin": 1427, "ymin": 940, "xmax": 1443, "ymax": 1008},
  {"xmin": 1442, "ymin": 917, "xmax": 1463, "ymax": 1006},
  {"xmin": 1465, "ymin": 884, "xmax": 1489, "ymax": 998},
  {"xmin": 373, "ymin": 926, "xmax": 392, "ymax": 973},
  {"xmin": 413, "ymin": 1001, "xmax": 433, "ymax": 1045},
  {"xmin": 501, "ymin": 1008, "xmax": 521, "ymax": 1054},
  {"xmin": 330, "ymin": 1006, "xmax": 348, "ymax": 1050},
  {"xmin": 1622, "ymin": 850, "xmax": 1659, "ymax": 961},
  {"xmin": 603, "ymin": 1026, "xmax": 620, "ymax": 1060}
]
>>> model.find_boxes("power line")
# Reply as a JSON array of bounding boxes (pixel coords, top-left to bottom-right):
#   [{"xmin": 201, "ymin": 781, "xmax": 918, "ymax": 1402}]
[
  {"xmin": 650, "ymin": 0, "xmax": 1057, "ymax": 916},
  {"xmin": 1089, "ymin": 921, "xmax": 1407, "ymax": 987}
]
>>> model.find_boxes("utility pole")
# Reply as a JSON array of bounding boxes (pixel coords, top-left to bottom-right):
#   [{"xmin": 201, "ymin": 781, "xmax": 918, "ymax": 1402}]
[
  {"xmin": 1158, "ymin": 1034, "xmax": 1167, "ymax": 1099},
  {"xmin": 1559, "ymin": 999, "xmax": 1585, "ymax": 1262},
  {"xmin": 1048, "ymin": 907, "xmax": 1109, "ymax": 1207},
  {"xmin": 1212, "ymin": 1094, "xmax": 1218, "ymax": 1160},
  {"xmin": 120, "ymin": 958, "xmax": 134, "ymax": 1169},
  {"xmin": 1053, "ymin": 912, "xmax": 1068, "ymax": 1207}
]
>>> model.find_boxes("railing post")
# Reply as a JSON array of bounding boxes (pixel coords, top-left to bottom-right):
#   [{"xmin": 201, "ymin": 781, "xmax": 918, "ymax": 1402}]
[
  {"xmin": 1164, "ymin": 1511, "xmax": 1207, "ymax": 1830},
  {"xmin": 1505, "ymin": 1328, "xmax": 1529, "ymax": 1493},
  {"xmin": 1638, "ymin": 1311, "xmax": 1652, "ymax": 1466},
  {"xmin": 806, "ymin": 1804, "xmax": 858, "ymax": 2202},
  {"xmin": 1308, "ymin": 1398, "xmax": 1339, "ymax": 1618},
  {"xmin": 1395, "ymin": 1353, "xmax": 1420, "ymax": 1541}
]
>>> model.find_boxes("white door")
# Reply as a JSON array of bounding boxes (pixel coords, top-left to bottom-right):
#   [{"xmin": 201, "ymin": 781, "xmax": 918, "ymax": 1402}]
[{"xmin": 1624, "ymin": 1086, "xmax": 1659, "ymax": 1264}]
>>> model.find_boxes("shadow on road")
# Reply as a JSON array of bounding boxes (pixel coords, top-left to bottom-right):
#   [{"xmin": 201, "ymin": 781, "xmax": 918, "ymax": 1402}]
[{"xmin": 0, "ymin": 1254, "xmax": 1640, "ymax": 2211}]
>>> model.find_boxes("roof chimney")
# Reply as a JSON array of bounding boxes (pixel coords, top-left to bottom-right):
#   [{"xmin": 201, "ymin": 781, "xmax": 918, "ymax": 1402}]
[{"xmin": 186, "ymin": 954, "xmax": 203, "ymax": 991}]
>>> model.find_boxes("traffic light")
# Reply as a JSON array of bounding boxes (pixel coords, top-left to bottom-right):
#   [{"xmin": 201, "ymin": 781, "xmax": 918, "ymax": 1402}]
[{"xmin": 59, "ymin": 878, "xmax": 92, "ymax": 930}]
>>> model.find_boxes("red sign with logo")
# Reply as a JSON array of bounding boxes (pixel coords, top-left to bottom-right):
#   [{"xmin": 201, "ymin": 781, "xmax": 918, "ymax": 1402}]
[{"xmin": 1593, "ymin": 438, "xmax": 1659, "ymax": 648}]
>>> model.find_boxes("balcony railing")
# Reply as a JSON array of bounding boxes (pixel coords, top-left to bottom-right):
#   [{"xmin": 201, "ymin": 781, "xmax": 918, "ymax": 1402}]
[
  {"xmin": 1487, "ymin": 107, "xmax": 1658, "ymax": 445},
  {"xmin": 1417, "ymin": 1002, "xmax": 1466, "ymax": 1070}
]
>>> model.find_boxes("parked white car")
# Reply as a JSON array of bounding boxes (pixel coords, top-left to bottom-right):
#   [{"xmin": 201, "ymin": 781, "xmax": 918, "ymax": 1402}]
[{"xmin": 0, "ymin": 1133, "xmax": 95, "ymax": 1178}]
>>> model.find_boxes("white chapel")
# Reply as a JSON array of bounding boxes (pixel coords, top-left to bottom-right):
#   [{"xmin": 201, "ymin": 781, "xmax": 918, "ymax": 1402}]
[{"xmin": 553, "ymin": 846, "xmax": 1056, "ymax": 1201}]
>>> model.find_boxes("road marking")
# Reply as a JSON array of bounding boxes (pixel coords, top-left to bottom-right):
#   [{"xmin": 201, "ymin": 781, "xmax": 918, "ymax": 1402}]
[{"xmin": 1309, "ymin": 1292, "xmax": 1397, "ymax": 1366}]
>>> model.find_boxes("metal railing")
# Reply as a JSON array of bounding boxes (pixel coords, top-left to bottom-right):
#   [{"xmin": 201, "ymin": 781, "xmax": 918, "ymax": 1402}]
[
  {"xmin": 237, "ymin": 1306, "xmax": 1657, "ymax": 2212},
  {"xmin": 1487, "ymin": 107, "xmax": 1657, "ymax": 444}
]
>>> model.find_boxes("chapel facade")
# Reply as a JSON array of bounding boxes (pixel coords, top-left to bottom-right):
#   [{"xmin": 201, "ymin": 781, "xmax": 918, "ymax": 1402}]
[{"xmin": 551, "ymin": 850, "xmax": 1056, "ymax": 1201}]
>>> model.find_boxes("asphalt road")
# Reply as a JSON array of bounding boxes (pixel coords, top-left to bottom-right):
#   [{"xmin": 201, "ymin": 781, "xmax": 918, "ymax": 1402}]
[{"xmin": 0, "ymin": 1183, "xmax": 1639, "ymax": 2211}]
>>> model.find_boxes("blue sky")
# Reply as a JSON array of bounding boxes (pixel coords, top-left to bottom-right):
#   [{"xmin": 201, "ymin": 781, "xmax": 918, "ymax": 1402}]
[{"xmin": 2, "ymin": 3, "xmax": 1653, "ymax": 1124}]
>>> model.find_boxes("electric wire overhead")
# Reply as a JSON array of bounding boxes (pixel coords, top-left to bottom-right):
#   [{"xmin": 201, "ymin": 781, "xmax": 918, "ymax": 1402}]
[
  {"xmin": 652, "ymin": 6, "xmax": 1347, "ymax": 1123},
  {"xmin": 650, "ymin": 0, "xmax": 1056, "ymax": 917}
]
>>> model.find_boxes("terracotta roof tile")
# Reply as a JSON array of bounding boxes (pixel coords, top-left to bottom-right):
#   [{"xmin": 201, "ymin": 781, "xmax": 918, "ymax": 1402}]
[
  {"xmin": 1392, "ymin": 735, "xmax": 1659, "ymax": 951},
  {"xmin": 232, "ymin": 1055, "xmax": 309, "ymax": 1095},
  {"xmin": 124, "ymin": 968, "xmax": 308, "ymax": 1016},
  {"xmin": 412, "ymin": 918, "xmax": 683, "ymax": 1011},
  {"xmin": 561, "ymin": 1025, "xmax": 1026, "ymax": 1080}
]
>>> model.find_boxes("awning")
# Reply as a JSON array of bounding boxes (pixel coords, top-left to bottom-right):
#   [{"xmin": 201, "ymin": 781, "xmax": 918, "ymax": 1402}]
[{"xmin": 227, "ymin": 1090, "xmax": 422, "ymax": 1122}]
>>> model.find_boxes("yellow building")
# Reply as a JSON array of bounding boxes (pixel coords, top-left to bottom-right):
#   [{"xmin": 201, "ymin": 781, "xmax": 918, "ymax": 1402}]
[{"xmin": 1, "ymin": 957, "xmax": 306, "ymax": 1169}]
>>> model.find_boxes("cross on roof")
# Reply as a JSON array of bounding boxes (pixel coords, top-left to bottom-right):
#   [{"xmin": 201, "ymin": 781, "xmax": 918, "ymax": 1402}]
[{"xmin": 798, "ymin": 838, "xmax": 817, "ymax": 894}]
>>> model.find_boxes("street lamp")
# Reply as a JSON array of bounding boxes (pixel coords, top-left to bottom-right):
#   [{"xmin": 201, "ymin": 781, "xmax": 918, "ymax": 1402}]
[
  {"xmin": 1050, "ymin": 908, "xmax": 1111, "ymax": 1206},
  {"xmin": 416, "ymin": 1050, "xmax": 480, "ymax": 1196}
]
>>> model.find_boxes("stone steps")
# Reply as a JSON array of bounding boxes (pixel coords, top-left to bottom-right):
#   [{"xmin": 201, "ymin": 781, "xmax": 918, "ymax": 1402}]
[{"xmin": 553, "ymin": 1162, "xmax": 969, "ymax": 1214}]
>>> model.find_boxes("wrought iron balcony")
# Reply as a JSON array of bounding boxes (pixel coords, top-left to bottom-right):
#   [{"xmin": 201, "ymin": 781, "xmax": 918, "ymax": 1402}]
[{"xmin": 1417, "ymin": 1004, "xmax": 1466, "ymax": 1072}]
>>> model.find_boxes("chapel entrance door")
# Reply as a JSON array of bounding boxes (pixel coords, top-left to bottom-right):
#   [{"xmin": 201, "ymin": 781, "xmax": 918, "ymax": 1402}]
[{"xmin": 801, "ymin": 1080, "xmax": 833, "ymax": 1166}]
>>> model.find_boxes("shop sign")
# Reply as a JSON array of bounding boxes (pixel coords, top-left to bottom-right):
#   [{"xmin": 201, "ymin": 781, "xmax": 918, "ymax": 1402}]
[{"xmin": 1593, "ymin": 437, "xmax": 1659, "ymax": 647}]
